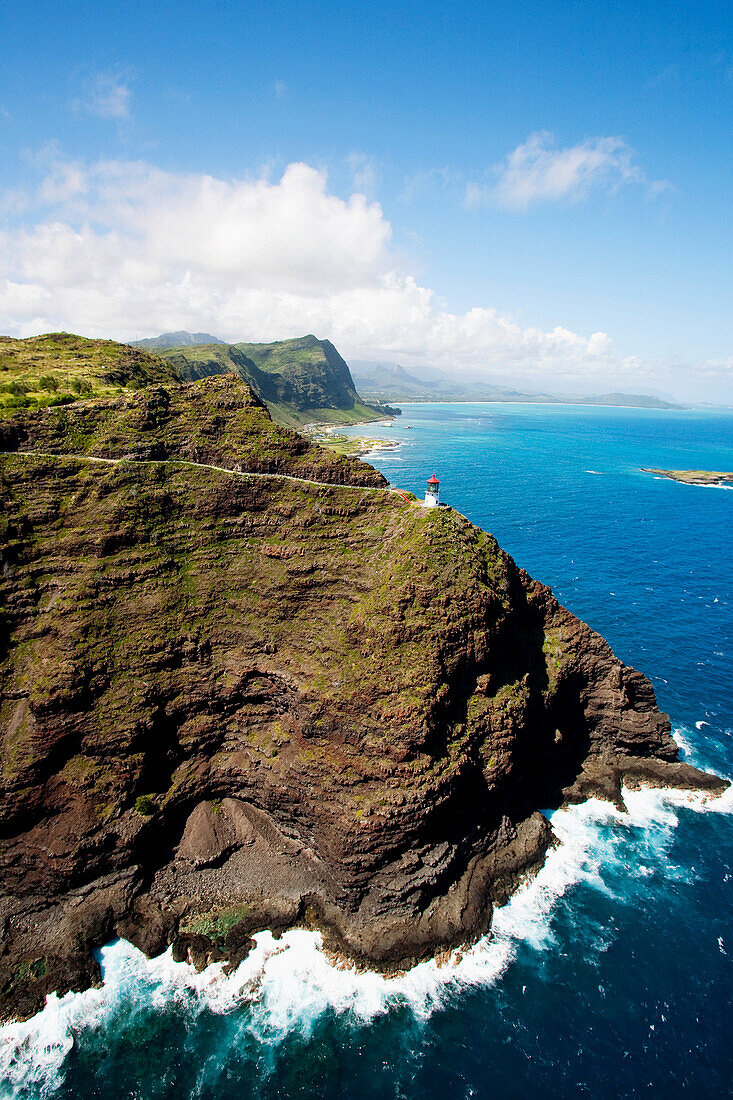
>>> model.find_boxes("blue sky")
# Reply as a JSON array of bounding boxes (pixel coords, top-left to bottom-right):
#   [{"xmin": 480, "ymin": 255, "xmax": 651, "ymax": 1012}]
[{"xmin": 1, "ymin": 0, "xmax": 731, "ymax": 400}]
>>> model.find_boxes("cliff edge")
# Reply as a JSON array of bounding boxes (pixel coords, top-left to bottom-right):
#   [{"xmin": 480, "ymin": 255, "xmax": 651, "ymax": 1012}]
[{"xmin": 0, "ymin": 375, "xmax": 725, "ymax": 1021}]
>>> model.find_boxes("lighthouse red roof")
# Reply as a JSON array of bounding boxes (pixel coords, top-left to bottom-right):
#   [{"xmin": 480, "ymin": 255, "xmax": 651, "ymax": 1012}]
[{"xmin": 427, "ymin": 474, "xmax": 439, "ymax": 485}]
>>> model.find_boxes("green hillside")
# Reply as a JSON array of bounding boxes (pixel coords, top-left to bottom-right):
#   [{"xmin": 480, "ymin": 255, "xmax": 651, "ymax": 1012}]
[
  {"xmin": 0, "ymin": 333, "xmax": 178, "ymax": 416},
  {"xmin": 0, "ymin": 332, "xmax": 395, "ymax": 428},
  {"xmin": 158, "ymin": 335, "xmax": 394, "ymax": 427}
]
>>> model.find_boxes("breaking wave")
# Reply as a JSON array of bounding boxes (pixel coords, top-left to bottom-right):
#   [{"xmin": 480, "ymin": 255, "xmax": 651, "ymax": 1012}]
[{"xmin": 1, "ymin": 779, "xmax": 730, "ymax": 1099}]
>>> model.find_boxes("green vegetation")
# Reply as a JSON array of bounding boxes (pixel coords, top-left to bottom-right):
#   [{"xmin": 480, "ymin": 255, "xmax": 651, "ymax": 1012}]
[
  {"xmin": 314, "ymin": 432, "xmax": 399, "ymax": 457},
  {"xmin": 156, "ymin": 334, "xmax": 395, "ymax": 427},
  {"xmin": 0, "ymin": 374, "xmax": 387, "ymax": 487},
  {"xmin": 0, "ymin": 333, "xmax": 178, "ymax": 416},
  {"xmin": 134, "ymin": 794, "xmax": 156, "ymax": 816},
  {"xmin": 0, "ymin": 331, "xmax": 396, "ymax": 429},
  {"xmin": 12, "ymin": 958, "xmax": 47, "ymax": 983},
  {"xmin": 0, "ymin": 439, "xmax": 510, "ymax": 812},
  {"xmin": 542, "ymin": 628, "xmax": 566, "ymax": 686},
  {"xmin": 0, "ymin": 368, "xmax": 524, "ymax": 858},
  {"xmin": 179, "ymin": 905, "xmax": 251, "ymax": 941}
]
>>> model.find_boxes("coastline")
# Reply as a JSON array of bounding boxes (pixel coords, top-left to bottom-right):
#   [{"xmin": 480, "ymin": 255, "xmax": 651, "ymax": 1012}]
[
  {"xmin": 361, "ymin": 398, "xmax": 687, "ymax": 412},
  {"xmin": 1, "ymin": 389, "xmax": 731, "ymax": 1033},
  {"xmin": 313, "ymin": 427, "xmax": 402, "ymax": 458},
  {"xmin": 2, "ymin": 396, "xmax": 732, "ymax": 1097},
  {"xmin": 641, "ymin": 467, "xmax": 733, "ymax": 487},
  {"xmin": 2, "ymin": 773, "xmax": 730, "ymax": 1082}
]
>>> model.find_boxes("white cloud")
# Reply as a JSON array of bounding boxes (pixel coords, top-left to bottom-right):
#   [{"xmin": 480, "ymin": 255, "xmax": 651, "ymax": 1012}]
[
  {"xmin": 73, "ymin": 71, "xmax": 132, "ymax": 120},
  {"xmin": 467, "ymin": 131, "xmax": 669, "ymax": 210},
  {"xmin": 0, "ymin": 155, "xmax": 726, "ymax": 400},
  {"xmin": 37, "ymin": 161, "xmax": 87, "ymax": 205}
]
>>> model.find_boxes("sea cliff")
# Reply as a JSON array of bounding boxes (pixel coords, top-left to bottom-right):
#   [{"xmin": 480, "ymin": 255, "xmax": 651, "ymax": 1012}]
[{"xmin": 0, "ymin": 374, "xmax": 725, "ymax": 1022}]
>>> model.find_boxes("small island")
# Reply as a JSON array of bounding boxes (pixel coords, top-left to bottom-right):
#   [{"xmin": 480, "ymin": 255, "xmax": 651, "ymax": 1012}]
[{"xmin": 642, "ymin": 467, "xmax": 733, "ymax": 487}]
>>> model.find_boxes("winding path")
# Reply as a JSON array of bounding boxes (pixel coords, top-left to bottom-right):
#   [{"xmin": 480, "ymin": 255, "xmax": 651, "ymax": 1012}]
[{"xmin": 1, "ymin": 450, "xmax": 419, "ymax": 503}]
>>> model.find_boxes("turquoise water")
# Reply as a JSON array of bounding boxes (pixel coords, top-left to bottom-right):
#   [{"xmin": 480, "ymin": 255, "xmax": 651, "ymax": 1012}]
[{"xmin": 2, "ymin": 403, "xmax": 732, "ymax": 1099}]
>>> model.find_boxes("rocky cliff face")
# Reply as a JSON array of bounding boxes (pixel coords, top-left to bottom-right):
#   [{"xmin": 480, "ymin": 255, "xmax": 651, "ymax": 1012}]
[
  {"xmin": 235, "ymin": 335, "xmax": 365, "ymax": 410},
  {"xmin": 157, "ymin": 335, "xmax": 394, "ymax": 426},
  {"xmin": 0, "ymin": 376, "xmax": 725, "ymax": 1022}
]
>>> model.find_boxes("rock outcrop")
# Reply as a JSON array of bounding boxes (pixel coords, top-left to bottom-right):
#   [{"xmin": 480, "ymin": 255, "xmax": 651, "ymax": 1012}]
[{"xmin": 0, "ymin": 376, "xmax": 725, "ymax": 1022}]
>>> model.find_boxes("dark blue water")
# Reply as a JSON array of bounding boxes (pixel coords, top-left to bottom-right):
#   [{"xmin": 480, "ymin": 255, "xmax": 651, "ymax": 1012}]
[{"xmin": 3, "ymin": 403, "xmax": 732, "ymax": 1099}]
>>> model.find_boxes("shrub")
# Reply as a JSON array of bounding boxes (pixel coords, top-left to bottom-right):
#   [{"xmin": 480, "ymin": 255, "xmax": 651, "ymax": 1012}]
[
  {"xmin": 41, "ymin": 394, "xmax": 75, "ymax": 408},
  {"xmin": 4, "ymin": 395, "xmax": 35, "ymax": 409},
  {"xmin": 71, "ymin": 378, "xmax": 93, "ymax": 396},
  {"xmin": 39, "ymin": 374, "xmax": 59, "ymax": 392},
  {"xmin": 134, "ymin": 794, "xmax": 156, "ymax": 816}
]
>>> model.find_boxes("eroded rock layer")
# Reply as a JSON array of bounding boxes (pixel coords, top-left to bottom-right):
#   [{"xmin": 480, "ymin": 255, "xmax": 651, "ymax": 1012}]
[{"xmin": 0, "ymin": 378, "xmax": 725, "ymax": 1021}]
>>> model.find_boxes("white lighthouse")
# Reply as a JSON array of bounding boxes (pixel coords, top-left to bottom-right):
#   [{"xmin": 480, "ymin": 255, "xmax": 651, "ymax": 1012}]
[{"xmin": 424, "ymin": 473, "xmax": 440, "ymax": 508}]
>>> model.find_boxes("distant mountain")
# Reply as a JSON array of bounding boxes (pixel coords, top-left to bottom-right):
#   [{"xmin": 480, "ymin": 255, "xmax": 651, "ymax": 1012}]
[
  {"xmin": 156, "ymin": 335, "xmax": 395, "ymax": 427},
  {"xmin": 132, "ymin": 331, "xmax": 226, "ymax": 349},
  {"xmin": 349, "ymin": 360, "xmax": 523, "ymax": 400},
  {"xmin": 349, "ymin": 360, "xmax": 682, "ymax": 410}
]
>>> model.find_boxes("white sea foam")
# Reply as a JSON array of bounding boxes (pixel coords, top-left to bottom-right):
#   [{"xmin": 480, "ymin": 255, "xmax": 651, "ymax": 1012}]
[
  {"xmin": 0, "ymin": 985, "xmax": 106, "ymax": 1099},
  {"xmin": 624, "ymin": 781, "xmax": 733, "ymax": 818},
  {"xmin": 2, "ymin": 783, "xmax": 730, "ymax": 1097},
  {"xmin": 673, "ymin": 725, "xmax": 696, "ymax": 758}
]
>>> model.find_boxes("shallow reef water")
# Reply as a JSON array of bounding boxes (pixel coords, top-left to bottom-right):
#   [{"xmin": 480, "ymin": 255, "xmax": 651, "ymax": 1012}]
[{"xmin": 2, "ymin": 402, "xmax": 732, "ymax": 1099}]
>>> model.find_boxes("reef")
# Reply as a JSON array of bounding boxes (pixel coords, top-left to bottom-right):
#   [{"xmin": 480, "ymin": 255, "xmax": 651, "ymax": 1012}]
[{"xmin": 0, "ymin": 375, "xmax": 726, "ymax": 1022}]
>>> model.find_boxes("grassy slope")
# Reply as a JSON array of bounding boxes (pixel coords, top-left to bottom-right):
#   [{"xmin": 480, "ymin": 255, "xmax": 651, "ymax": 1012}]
[
  {"xmin": 157, "ymin": 336, "xmax": 390, "ymax": 427},
  {"xmin": 0, "ymin": 330, "xmax": 392, "ymax": 431},
  {"xmin": 0, "ymin": 375, "xmax": 388, "ymax": 487},
  {"xmin": 0, "ymin": 333, "xmax": 178, "ymax": 416},
  {"xmin": 157, "ymin": 344, "xmax": 258, "ymax": 385},
  {"xmin": 0, "ymin": 452, "xmax": 513, "ymax": 827}
]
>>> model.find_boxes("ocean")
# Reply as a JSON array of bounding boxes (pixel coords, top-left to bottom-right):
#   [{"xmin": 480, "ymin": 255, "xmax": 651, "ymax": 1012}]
[{"xmin": 2, "ymin": 402, "xmax": 732, "ymax": 1099}]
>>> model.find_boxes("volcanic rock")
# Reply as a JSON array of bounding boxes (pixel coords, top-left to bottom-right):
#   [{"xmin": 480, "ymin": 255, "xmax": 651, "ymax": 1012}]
[{"xmin": 0, "ymin": 375, "xmax": 726, "ymax": 1021}]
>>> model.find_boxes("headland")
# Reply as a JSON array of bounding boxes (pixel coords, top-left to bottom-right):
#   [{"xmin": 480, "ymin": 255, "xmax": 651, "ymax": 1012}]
[{"xmin": 0, "ymin": 340, "xmax": 727, "ymax": 1023}]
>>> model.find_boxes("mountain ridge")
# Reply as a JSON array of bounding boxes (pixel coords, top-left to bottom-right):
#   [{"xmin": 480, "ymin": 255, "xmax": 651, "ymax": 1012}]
[
  {"xmin": 132, "ymin": 331, "xmax": 226, "ymax": 348},
  {"xmin": 155, "ymin": 335, "xmax": 396, "ymax": 427},
  {"xmin": 349, "ymin": 359, "xmax": 684, "ymax": 409},
  {"xmin": 0, "ymin": 332, "xmax": 395, "ymax": 429}
]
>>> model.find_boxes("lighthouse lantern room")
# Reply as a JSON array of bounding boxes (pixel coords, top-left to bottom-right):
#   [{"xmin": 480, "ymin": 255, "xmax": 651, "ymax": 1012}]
[{"xmin": 424, "ymin": 474, "xmax": 440, "ymax": 508}]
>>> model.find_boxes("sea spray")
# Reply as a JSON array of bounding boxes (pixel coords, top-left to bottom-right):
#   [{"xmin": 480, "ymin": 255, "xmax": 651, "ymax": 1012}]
[{"xmin": 2, "ymin": 783, "xmax": 729, "ymax": 1099}]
